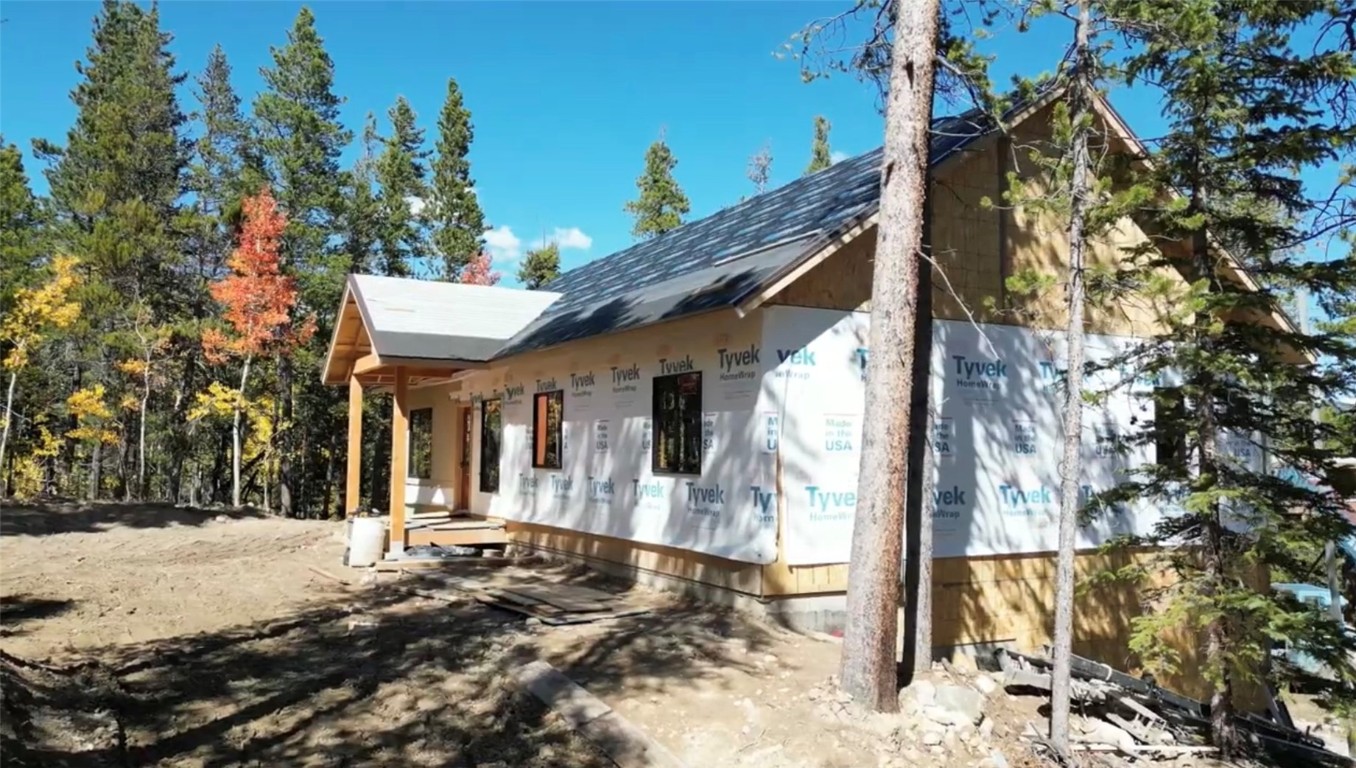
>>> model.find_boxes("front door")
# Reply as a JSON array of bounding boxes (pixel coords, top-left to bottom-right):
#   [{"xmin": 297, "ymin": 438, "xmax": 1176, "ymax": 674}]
[{"xmin": 458, "ymin": 406, "xmax": 472, "ymax": 509}]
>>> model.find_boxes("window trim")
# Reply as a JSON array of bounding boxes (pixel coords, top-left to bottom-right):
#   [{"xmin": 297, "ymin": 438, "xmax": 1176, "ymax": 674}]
[
  {"xmin": 531, "ymin": 390, "xmax": 564, "ymax": 470},
  {"xmin": 651, "ymin": 370, "xmax": 703, "ymax": 476},
  {"xmin": 407, "ymin": 406, "xmax": 433, "ymax": 480},
  {"xmin": 479, "ymin": 398, "xmax": 501, "ymax": 493}
]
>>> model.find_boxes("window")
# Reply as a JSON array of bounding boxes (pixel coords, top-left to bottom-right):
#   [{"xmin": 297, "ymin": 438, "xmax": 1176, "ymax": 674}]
[
  {"xmin": 1153, "ymin": 386, "xmax": 1187, "ymax": 474},
  {"xmin": 480, "ymin": 399, "xmax": 501, "ymax": 492},
  {"xmin": 409, "ymin": 407, "xmax": 433, "ymax": 479},
  {"xmin": 532, "ymin": 390, "xmax": 564, "ymax": 469},
  {"xmin": 653, "ymin": 371, "xmax": 702, "ymax": 474}
]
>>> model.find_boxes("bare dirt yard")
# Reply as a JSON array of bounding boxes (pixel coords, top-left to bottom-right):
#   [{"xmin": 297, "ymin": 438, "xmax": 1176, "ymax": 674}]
[{"xmin": 1, "ymin": 500, "xmax": 1336, "ymax": 768}]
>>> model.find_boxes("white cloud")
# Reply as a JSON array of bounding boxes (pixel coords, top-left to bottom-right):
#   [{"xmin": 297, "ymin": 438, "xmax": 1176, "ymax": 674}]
[
  {"xmin": 830, "ymin": 150, "xmax": 849, "ymax": 164},
  {"xmin": 532, "ymin": 226, "xmax": 593, "ymax": 251},
  {"xmin": 484, "ymin": 225, "xmax": 522, "ymax": 264},
  {"xmin": 405, "ymin": 196, "xmax": 427, "ymax": 216}
]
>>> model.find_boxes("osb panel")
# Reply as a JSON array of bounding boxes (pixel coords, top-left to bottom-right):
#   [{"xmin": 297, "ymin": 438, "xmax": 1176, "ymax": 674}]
[
  {"xmin": 766, "ymin": 110, "xmax": 1187, "ymax": 338},
  {"xmin": 507, "ymin": 522, "xmax": 764, "ymax": 594}
]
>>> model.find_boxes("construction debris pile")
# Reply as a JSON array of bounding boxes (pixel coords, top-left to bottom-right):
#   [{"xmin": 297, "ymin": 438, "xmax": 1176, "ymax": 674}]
[{"xmin": 997, "ymin": 648, "xmax": 1351, "ymax": 766}]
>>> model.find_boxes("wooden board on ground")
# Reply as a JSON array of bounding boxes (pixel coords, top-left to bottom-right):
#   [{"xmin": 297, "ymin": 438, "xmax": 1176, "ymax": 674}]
[{"xmin": 514, "ymin": 661, "xmax": 685, "ymax": 768}]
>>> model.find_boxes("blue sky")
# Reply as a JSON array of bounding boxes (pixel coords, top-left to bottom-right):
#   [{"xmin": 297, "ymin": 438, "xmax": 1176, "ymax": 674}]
[{"xmin": 0, "ymin": 1, "xmax": 1232, "ymax": 283}]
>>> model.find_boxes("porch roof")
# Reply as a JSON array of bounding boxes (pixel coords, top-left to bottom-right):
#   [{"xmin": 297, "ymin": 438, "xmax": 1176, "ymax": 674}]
[{"xmin": 322, "ymin": 274, "xmax": 561, "ymax": 385}]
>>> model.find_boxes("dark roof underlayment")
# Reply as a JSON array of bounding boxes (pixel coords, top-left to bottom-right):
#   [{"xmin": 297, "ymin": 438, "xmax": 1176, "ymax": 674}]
[{"xmin": 497, "ymin": 109, "xmax": 999, "ymax": 357}]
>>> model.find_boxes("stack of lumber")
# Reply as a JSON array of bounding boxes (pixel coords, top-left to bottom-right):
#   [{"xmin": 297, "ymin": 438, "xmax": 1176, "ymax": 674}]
[{"xmin": 404, "ymin": 510, "xmax": 506, "ymax": 532}]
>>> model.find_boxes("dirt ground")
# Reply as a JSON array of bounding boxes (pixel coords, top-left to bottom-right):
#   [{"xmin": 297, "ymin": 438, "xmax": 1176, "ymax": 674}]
[{"xmin": 0, "ymin": 500, "xmax": 1336, "ymax": 768}]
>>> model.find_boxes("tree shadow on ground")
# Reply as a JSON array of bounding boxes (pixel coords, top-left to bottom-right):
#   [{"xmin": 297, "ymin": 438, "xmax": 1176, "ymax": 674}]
[
  {"xmin": 6, "ymin": 571, "xmax": 781, "ymax": 767},
  {"xmin": 0, "ymin": 500, "xmax": 266, "ymax": 537},
  {"xmin": 0, "ymin": 595, "xmax": 75, "ymax": 638}
]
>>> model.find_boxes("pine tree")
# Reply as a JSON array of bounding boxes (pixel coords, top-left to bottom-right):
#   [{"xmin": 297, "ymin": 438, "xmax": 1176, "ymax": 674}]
[
  {"xmin": 374, "ymin": 96, "xmax": 430, "ymax": 277},
  {"xmin": 624, "ymin": 132, "xmax": 691, "ymax": 239},
  {"xmin": 253, "ymin": 6, "xmax": 352, "ymax": 305},
  {"xmin": 518, "ymin": 242, "xmax": 561, "ymax": 289},
  {"xmin": 187, "ymin": 45, "xmax": 262, "ymax": 287},
  {"xmin": 32, "ymin": 0, "xmax": 188, "ymax": 497},
  {"xmin": 805, "ymin": 115, "xmax": 833, "ymax": 174},
  {"xmin": 0, "ymin": 141, "xmax": 44, "ymax": 318},
  {"xmin": 839, "ymin": 0, "xmax": 941, "ymax": 711},
  {"xmin": 341, "ymin": 113, "xmax": 382, "ymax": 276},
  {"xmin": 252, "ymin": 6, "xmax": 352, "ymax": 516},
  {"xmin": 34, "ymin": 0, "xmax": 187, "ymax": 311},
  {"xmin": 747, "ymin": 142, "xmax": 773, "ymax": 195},
  {"xmin": 1095, "ymin": 0, "xmax": 1356, "ymax": 752},
  {"xmin": 429, "ymin": 77, "xmax": 486, "ymax": 280}
]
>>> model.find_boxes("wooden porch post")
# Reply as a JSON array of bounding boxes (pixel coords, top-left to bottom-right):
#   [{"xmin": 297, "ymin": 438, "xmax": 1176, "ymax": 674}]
[
  {"xmin": 389, "ymin": 366, "xmax": 409, "ymax": 552},
  {"xmin": 345, "ymin": 376, "xmax": 363, "ymax": 517}
]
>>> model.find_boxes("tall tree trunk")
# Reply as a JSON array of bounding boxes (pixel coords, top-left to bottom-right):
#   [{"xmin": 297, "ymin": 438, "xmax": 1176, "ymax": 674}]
[
  {"xmin": 840, "ymin": 0, "xmax": 941, "ymax": 712},
  {"xmin": 137, "ymin": 367, "xmax": 149, "ymax": 500},
  {"xmin": 279, "ymin": 354, "xmax": 294, "ymax": 517},
  {"xmin": 232, "ymin": 356, "xmax": 252, "ymax": 508},
  {"xmin": 88, "ymin": 440, "xmax": 102, "ymax": 499},
  {"xmin": 903, "ymin": 193, "xmax": 937, "ymax": 678},
  {"xmin": 0, "ymin": 369, "xmax": 18, "ymax": 485},
  {"xmin": 1049, "ymin": 8, "xmax": 1093, "ymax": 753}
]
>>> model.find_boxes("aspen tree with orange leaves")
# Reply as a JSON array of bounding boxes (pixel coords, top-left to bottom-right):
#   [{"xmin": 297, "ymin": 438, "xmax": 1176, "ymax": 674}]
[{"xmin": 203, "ymin": 190, "xmax": 315, "ymax": 508}]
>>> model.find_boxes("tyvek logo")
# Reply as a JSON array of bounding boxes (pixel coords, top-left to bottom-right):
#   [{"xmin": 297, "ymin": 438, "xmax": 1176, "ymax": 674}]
[
  {"xmin": 1038, "ymin": 361, "xmax": 1066, "ymax": 392},
  {"xmin": 549, "ymin": 474, "xmax": 573, "ymax": 500},
  {"xmin": 750, "ymin": 485, "xmax": 775, "ymax": 526},
  {"xmin": 855, "ymin": 348, "xmax": 869, "ymax": 382},
  {"xmin": 931, "ymin": 484, "xmax": 967, "ymax": 520},
  {"xmin": 610, "ymin": 363, "xmax": 641, "ymax": 393},
  {"xmin": 685, "ymin": 481, "xmax": 726, "ymax": 520},
  {"xmin": 632, "ymin": 478, "xmax": 666, "ymax": 510},
  {"xmin": 659, "ymin": 355, "xmax": 695, "ymax": 375},
  {"xmin": 997, "ymin": 484, "xmax": 1053, "ymax": 517},
  {"xmin": 717, "ymin": 344, "xmax": 759, "ymax": 382},
  {"xmin": 952, "ymin": 355, "xmax": 1008, "ymax": 391},
  {"xmin": 570, "ymin": 371, "xmax": 595, "ymax": 396},
  {"xmin": 776, "ymin": 346, "xmax": 817, "ymax": 366},
  {"xmin": 535, "ymin": 377, "xmax": 558, "ymax": 393},
  {"xmin": 517, "ymin": 473, "xmax": 538, "ymax": 496},
  {"xmin": 805, "ymin": 485, "xmax": 855, "ymax": 522},
  {"xmin": 504, "ymin": 383, "xmax": 525, "ymax": 402},
  {"xmin": 587, "ymin": 476, "xmax": 614, "ymax": 504}
]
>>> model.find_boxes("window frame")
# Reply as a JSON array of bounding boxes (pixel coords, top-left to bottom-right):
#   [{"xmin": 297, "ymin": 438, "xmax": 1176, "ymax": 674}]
[
  {"xmin": 408, "ymin": 406, "xmax": 434, "ymax": 480},
  {"xmin": 531, "ymin": 390, "xmax": 564, "ymax": 470},
  {"xmin": 651, "ymin": 370, "xmax": 703, "ymax": 475},
  {"xmin": 479, "ymin": 399, "xmax": 501, "ymax": 493}
]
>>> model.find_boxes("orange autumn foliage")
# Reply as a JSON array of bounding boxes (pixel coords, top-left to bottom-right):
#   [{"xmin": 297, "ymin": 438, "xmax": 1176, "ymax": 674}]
[
  {"xmin": 458, "ymin": 251, "xmax": 501, "ymax": 286},
  {"xmin": 203, "ymin": 189, "xmax": 315, "ymax": 363}
]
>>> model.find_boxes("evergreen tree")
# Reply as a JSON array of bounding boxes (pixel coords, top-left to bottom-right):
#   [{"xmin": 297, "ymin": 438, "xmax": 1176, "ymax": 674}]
[
  {"xmin": 624, "ymin": 132, "xmax": 690, "ymax": 239},
  {"xmin": 805, "ymin": 115, "xmax": 833, "ymax": 174},
  {"xmin": 252, "ymin": 6, "xmax": 352, "ymax": 516},
  {"xmin": 0, "ymin": 141, "xmax": 44, "ymax": 317},
  {"xmin": 34, "ymin": 0, "xmax": 187, "ymax": 312},
  {"xmin": 429, "ymin": 77, "xmax": 486, "ymax": 280},
  {"xmin": 341, "ymin": 113, "xmax": 382, "ymax": 276},
  {"xmin": 1095, "ymin": 0, "xmax": 1356, "ymax": 752},
  {"xmin": 187, "ymin": 45, "xmax": 263, "ymax": 287},
  {"xmin": 253, "ymin": 6, "xmax": 352, "ymax": 307},
  {"xmin": 32, "ymin": 0, "xmax": 188, "ymax": 497},
  {"xmin": 517, "ymin": 241, "xmax": 561, "ymax": 289},
  {"xmin": 374, "ymin": 96, "xmax": 430, "ymax": 277}
]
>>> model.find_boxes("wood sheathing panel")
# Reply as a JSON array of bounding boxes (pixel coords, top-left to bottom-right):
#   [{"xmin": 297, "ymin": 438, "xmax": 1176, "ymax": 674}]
[{"xmin": 506, "ymin": 522, "xmax": 764, "ymax": 594}]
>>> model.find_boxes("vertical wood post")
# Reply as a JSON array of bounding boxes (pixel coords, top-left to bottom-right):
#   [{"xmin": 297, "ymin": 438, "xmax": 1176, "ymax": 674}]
[
  {"xmin": 345, "ymin": 376, "xmax": 363, "ymax": 517},
  {"xmin": 389, "ymin": 366, "xmax": 409, "ymax": 552}
]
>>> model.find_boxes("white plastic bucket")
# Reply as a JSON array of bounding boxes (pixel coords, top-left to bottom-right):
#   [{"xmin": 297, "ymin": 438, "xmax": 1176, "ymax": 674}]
[{"xmin": 346, "ymin": 517, "xmax": 387, "ymax": 567}]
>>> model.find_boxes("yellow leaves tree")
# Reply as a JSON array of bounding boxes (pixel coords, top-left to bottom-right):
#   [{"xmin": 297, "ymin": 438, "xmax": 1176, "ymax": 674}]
[
  {"xmin": 0, "ymin": 255, "xmax": 82, "ymax": 479},
  {"xmin": 187, "ymin": 381, "xmax": 277, "ymax": 508},
  {"xmin": 116, "ymin": 302, "xmax": 172, "ymax": 499}
]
